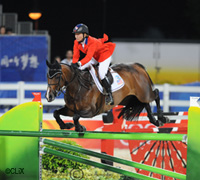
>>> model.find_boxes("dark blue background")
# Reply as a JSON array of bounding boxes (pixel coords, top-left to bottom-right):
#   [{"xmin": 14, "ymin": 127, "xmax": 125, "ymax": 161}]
[{"xmin": 0, "ymin": 36, "xmax": 48, "ymax": 82}]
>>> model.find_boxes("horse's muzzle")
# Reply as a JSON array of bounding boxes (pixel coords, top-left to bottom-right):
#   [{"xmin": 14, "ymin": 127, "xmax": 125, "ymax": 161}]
[
  {"xmin": 45, "ymin": 88, "xmax": 55, "ymax": 102},
  {"xmin": 46, "ymin": 93, "xmax": 55, "ymax": 102}
]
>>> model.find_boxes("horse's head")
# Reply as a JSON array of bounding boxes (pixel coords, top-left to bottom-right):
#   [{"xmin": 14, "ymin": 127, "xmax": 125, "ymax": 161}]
[{"xmin": 45, "ymin": 60, "xmax": 64, "ymax": 102}]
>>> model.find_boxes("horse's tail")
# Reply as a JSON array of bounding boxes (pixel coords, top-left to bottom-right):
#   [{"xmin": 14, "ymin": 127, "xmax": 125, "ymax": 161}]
[
  {"xmin": 117, "ymin": 95, "xmax": 146, "ymax": 121},
  {"xmin": 135, "ymin": 63, "xmax": 154, "ymax": 86}
]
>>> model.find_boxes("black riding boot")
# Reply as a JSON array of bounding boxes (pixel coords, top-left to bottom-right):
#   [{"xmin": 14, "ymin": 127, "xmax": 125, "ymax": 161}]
[{"xmin": 101, "ymin": 78, "xmax": 114, "ymax": 105}]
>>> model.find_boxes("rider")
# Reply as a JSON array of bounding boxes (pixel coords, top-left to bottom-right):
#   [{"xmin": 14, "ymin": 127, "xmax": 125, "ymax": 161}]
[{"xmin": 71, "ymin": 23, "xmax": 116, "ymax": 105}]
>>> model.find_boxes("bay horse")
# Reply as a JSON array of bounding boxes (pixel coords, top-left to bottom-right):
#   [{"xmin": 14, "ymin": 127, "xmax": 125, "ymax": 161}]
[{"xmin": 45, "ymin": 60, "xmax": 169, "ymax": 132}]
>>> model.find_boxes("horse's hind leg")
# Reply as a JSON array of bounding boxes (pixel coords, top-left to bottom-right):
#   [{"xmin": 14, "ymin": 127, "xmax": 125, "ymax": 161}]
[
  {"xmin": 154, "ymin": 89, "xmax": 170, "ymax": 123},
  {"xmin": 145, "ymin": 103, "xmax": 162, "ymax": 127},
  {"xmin": 54, "ymin": 106, "xmax": 75, "ymax": 129}
]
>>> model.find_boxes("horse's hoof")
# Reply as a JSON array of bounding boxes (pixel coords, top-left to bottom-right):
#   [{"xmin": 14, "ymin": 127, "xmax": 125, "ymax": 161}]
[
  {"xmin": 65, "ymin": 123, "xmax": 75, "ymax": 129},
  {"xmin": 82, "ymin": 126, "xmax": 86, "ymax": 132},
  {"xmin": 150, "ymin": 120, "xmax": 160, "ymax": 127},
  {"xmin": 164, "ymin": 117, "xmax": 170, "ymax": 123},
  {"xmin": 158, "ymin": 121, "xmax": 164, "ymax": 127},
  {"xmin": 159, "ymin": 116, "xmax": 170, "ymax": 123},
  {"xmin": 75, "ymin": 125, "xmax": 86, "ymax": 132},
  {"xmin": 59, "ymin": 124, "xmax": 66, "ymax": 129}
]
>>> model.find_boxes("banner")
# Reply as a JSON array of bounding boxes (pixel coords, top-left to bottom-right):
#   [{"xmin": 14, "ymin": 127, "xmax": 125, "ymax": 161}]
[{"xmin": 0, "ymin": 36, "xmax": 49, "ymax": 82}]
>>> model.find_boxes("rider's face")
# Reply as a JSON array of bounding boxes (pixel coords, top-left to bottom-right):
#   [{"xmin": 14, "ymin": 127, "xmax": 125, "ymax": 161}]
[{"xmin": 75, "ymin": 33, "xmax": 84, "ymax": 42}]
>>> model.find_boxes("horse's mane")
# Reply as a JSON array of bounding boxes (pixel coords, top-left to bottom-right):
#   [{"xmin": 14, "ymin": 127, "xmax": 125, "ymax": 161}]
[
  {"xmin": 134, "ymin": 63, "xmax": 145, "ymax": 69},
  {"xmin": 60, "ymin": 63, "xmax": 71, "ymax": 67},
  {"xmin": 60, "ymin": 63, "xmax": 93, "ymax": 89},
  {"xmin": 75, "ymin": 69, "xmax": 93, "ymax": 89}
]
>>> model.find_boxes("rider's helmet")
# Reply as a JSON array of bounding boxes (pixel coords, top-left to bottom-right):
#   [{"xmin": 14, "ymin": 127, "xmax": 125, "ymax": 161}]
[{"xmin": 72, "ymin": 23, "xmax": 89, "ymax": 34}]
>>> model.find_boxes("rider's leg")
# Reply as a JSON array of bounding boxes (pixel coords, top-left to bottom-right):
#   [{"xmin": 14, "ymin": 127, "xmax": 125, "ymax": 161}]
[
  {"xmin": 98, "ymin": 56, "xmax": 112, "ymax": 80},
  {"xmin": 101, "ymin": 78, "xmax": 114, "ymax": 105},
  {"xmin": 99, "ymin": 56, "xmax": 114, "ymax": 105}
]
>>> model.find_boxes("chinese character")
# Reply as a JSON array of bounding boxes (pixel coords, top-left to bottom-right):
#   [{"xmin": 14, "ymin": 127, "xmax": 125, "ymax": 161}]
[
  {"xmin": 9, "ymin": 59, "xmax": 13, "ymax": 63},
  {"xmin": 13, "ymin": 56, "xmax": 20, "ymax": 67},
  {"xmin": 29, "ymin": 55, "xmax": 39, "ymax": 68},
  {"xmin": 21, "ymin": 54, "xmax": 29, "ymax": 70},
  {"xmin": 1, "ymin": 55, "xmax": 9, "ymax": 67}
]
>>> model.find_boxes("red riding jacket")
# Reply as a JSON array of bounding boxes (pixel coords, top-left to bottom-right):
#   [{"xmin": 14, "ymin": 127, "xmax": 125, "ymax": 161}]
[{"xmin": 72, "ymin": 34, "xmax": 116, "ymax": 66}]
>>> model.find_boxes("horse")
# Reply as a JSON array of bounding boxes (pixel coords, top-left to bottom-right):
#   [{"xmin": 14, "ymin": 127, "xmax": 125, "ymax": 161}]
[{"xmin": 45, "ymin": 60, "xmax": 169, "ymax": 132}]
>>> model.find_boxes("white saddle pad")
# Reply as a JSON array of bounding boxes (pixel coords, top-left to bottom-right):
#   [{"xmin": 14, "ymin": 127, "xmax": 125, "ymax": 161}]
[{"xmin": 89, "ymin": 66, "xmax": 125, "ymax": 94}]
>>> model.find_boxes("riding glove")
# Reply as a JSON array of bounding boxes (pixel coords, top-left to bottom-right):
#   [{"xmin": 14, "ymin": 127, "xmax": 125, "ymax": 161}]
[{"xmin": 72, "ymin": 62, "xmax": 80, "ymax": 69}]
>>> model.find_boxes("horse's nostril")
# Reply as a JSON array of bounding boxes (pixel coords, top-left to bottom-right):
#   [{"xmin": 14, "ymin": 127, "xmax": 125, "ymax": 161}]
[{"xmin": 49, "ymin": 94, "xmax": 52, "ymax": 99}]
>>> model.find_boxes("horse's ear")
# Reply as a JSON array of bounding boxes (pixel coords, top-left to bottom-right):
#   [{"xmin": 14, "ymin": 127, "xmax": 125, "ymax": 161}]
[
  {"xmin": 51, "ymin": 58, "xmax": 55, "ymax": 65},
  {"xmin": 46, "ymin": 60, "xmax": 51, "ymax": 68},
  {"xmin": 54, "ymin": 59, "xmax": 60, "ymax": 65}
]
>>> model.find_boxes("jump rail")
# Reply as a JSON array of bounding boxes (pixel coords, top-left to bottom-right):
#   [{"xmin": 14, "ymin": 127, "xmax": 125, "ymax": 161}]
[
  {"xmin": 0, "ymin": 129, "xmax": 187, "ymax": 141},
  {"xmin": 0, "ymin": 101, "xmax": 200, "ymax": 180}
]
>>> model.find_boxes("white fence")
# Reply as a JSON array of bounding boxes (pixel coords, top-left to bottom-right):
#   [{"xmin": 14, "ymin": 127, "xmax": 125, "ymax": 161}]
[{"xmin": 0, "ymin": 81, "xmax": 200, "ymax": 112}]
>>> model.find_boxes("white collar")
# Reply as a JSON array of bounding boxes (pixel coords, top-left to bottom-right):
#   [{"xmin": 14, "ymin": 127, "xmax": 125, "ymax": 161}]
[{"xmin": 81, "ymin": 38, "xmax": 86, "ymax": 48}]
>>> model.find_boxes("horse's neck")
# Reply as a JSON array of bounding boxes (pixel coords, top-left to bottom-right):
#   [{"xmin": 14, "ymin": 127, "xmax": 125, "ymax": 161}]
[
  {"xmin": 62, "ymin": 67, "xmax": 93, "ymax": 100},
  {"xmin": 62, "ymin": 66, "xmax": 81, "ymax": 94},
  {"xmin": 61, "ymin": 65, "xmax": 73, "ymax": 82}
]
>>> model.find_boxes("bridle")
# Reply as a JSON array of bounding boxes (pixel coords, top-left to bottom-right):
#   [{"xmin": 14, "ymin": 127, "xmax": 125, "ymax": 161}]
[
  {"xmin": 47, "ymin": 69, "xmax": 63, "ymax": 97},
  {"xmin": 47, "ymin": 67, "xmax": 76, "ymax": 97}
]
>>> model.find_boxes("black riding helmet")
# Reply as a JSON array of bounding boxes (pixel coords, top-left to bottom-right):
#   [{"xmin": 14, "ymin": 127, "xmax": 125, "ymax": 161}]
[{"xmin": 72, "ymin": 23, "xmax": 89, "ymax": 34}]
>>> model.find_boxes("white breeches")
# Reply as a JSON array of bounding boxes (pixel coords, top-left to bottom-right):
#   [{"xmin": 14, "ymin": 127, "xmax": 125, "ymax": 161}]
[{"xmin": 79, "ymin": 56, "xmax": 112, "ymax": 80}]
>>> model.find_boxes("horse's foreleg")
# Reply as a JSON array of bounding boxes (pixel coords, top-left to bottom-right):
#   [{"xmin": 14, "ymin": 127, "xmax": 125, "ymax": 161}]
[
  {"xmin": 154, "ymin": 89, "xmax": 170, "ymax": 123},
  {"xmin": 145, "ymin": 103, "xmax": 162, "ymax": 127},
  {"xmin": 54, "ymin": 106, "xmax": 75, "ymax": 129},
  {"xmin": 73, "ymin": 114, "xmax": 86, "ymax": 132}
]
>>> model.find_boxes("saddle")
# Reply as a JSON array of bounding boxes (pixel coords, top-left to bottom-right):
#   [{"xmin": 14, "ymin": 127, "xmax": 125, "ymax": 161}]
[{"xmin": 88, "ymin": 65, "xmax": 124, "ymax": 94}]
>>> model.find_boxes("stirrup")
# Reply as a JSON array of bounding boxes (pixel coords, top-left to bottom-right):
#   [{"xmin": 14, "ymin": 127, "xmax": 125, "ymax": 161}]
[{"xmin": 105, "ymin": 93, "xmax": 114, "ymax": 105}]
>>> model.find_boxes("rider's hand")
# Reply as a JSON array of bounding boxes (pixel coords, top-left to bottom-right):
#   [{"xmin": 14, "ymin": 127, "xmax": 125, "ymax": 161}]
[{"xmin": 72, "ymin": 62, "xmax": 81, "ymax": 69}]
